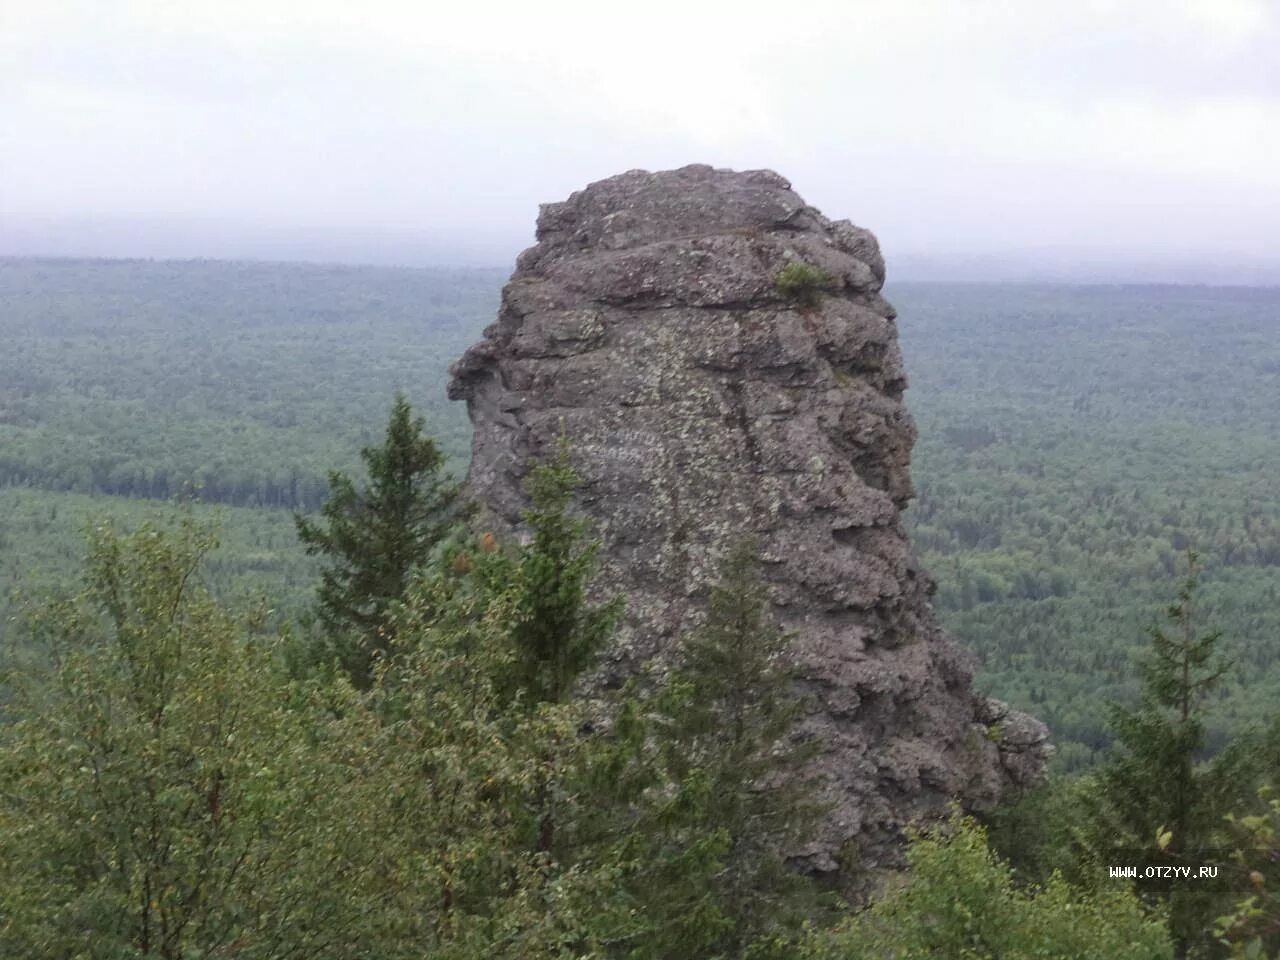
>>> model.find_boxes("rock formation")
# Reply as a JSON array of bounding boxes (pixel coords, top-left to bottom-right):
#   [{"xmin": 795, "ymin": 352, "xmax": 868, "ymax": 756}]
[{"xmin": 449, "ymin": 164, "xmax": 1049, "ymax": 874}]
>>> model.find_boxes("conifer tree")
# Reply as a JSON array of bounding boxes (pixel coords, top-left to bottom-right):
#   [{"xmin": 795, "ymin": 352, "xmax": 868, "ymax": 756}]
[
  {"xmin": 1089, "ymin": 551, "xmax": 1245, "ymax": 957},
  {"xmin": 295, "ymin": 393, "xmax": 459, "ymax": 686},
  {"xmin": 503, "ymin": 438, "xmax": 620, "ymax": 705},
  {"xmin": 648, "ymin": 538, "xmax": 828, "ymax": 958}
]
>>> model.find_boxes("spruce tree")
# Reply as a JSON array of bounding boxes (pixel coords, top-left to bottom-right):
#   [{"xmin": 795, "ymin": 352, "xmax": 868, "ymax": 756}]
[
  {"xmin": 1090, "ymin": 551, "xmax": 1242, "ymax": 958},
  {"xmin": 649, "ymin": 538, "xmax": 828, "ymax": 958},
  {"xmin": 295, "ymin": 393, "xmax": 459, "ymax": 687},
  {"xmin": 503, "ymin": 438, "xmax": 620, "ymax": 705}
]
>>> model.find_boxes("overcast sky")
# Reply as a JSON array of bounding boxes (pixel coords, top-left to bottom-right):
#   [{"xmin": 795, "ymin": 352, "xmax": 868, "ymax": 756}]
[{"xmin": 2, "ymin": 0, "xmax": 1277, "ymax": 277}]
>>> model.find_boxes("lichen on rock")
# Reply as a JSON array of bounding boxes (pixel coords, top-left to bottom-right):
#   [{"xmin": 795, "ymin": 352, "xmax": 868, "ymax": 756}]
[{"xmin": 448, "ymin": 163, "xmax": 1050, "ymax": 875}]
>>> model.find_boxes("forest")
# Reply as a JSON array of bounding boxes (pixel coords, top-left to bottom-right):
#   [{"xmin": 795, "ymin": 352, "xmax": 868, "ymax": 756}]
[
  {"xmin": 895, "ymin": 283, "xmax": 1280, "ymax": 771},
  {"xmin": 2, "ymin": 258, "xmax": 1276, "ymax": 769},
  {"xmin": 1, "ymin": 257, "xmax": 1278, "ymax": 957}
]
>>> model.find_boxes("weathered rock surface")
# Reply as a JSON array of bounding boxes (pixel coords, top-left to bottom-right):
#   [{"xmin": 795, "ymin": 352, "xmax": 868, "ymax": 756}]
[{"xmin": 449, "ymin": 164, "xmax": 1050, "ymax": 873}]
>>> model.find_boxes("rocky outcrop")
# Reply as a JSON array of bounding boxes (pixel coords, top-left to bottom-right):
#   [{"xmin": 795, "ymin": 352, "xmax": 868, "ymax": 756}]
[{"xmin": 449, "ymin": 164, "xmax": 1049, "ymax": 873}]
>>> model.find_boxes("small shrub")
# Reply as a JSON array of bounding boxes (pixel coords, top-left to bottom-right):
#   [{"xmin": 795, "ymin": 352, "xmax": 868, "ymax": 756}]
[
  {"xmin": 775, "ymin": 261, "xmax": 835, "ymax": 309},
  {"xmin": 807, "ymin": 814, "xmax": 1173, "ymax": 960}
]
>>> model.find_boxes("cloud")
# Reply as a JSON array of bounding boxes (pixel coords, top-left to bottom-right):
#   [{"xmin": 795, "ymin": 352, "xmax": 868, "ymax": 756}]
[{"xmin": 1, "ymin": 0, "xmax": 1275, "ymax": 267}]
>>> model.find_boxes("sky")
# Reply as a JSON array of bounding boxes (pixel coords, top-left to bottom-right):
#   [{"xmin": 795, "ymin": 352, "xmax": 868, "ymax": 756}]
[{"xmin": 2, "ymin": 0, "xmax": 1277, "ymax": 279}]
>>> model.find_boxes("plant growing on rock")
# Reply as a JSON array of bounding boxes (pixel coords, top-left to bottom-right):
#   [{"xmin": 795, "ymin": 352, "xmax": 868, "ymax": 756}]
[{"xmin": 775, "ymin": 261, "xmax": 836, "ymax": 309}]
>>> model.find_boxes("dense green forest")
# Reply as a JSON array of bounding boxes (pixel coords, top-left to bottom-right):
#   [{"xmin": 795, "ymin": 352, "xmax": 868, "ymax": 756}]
[
  {"xmin": 895, "ymin": 284, "xmax": 1280, "ymax": 771},
  {"xmin": 0, "ymin": 488, "xmax": 315, "ymax": 652},
  {"xmin": 0, "ymin": 258, "xmax": 485, "ymax": 506},
  {"xmin": 2, "ymin": 258, "xmax": 1278, "ymax": 773}
]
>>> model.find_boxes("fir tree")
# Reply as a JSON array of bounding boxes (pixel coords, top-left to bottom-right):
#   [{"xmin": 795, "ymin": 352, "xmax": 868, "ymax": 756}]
[
  {"xmin": 295, "ymin": 393, "xmax": 460, "ymax": 687},
  {"xmin": 649, "ymin": 538, "xmax": 828, "ymax": 958},
  {"xmin": 1089, "ymin": 551, "xmax": 1244, "ymax": 958},
  {"xmin": 503, "ymin": 437, "xmax": 620, "ymax": 705}
]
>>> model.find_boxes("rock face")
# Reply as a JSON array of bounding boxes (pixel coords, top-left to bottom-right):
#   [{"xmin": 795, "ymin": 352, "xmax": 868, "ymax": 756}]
[{"xmin": 449, "ymin": 165, "xmax": 1049, "ymax": 873}]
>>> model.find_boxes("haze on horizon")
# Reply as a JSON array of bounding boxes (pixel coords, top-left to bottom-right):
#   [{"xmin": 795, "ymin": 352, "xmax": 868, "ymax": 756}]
[{"xmin": 2, "ymin": 0, "xmax": 1277, "ymax": 282}]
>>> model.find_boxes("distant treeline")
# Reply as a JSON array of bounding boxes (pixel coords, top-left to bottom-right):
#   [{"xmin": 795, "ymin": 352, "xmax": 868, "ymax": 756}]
[{"xmin": 0, "ymin": 458, "xmax": 332, "ymax": 510}]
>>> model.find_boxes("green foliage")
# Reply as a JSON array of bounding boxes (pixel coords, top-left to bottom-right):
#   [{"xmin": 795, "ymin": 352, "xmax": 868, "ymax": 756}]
[
  {"xmin": 354, "ymin": 576, "xmax": 583, "ymax": 956},
  {"xmin": 774, "ymin": 261, "xmax": 835, "ymax": 308},
  {"xmin": 981, "ymin": 774, "xmax": 1100, "ymax": 886},
  {"xmin": 0, "ymin": 488, "xmax": 320, "ymax": 684},
  {"xmin": 0, "ymin": 517, "xmax": 384, "ymax": 958},
  {"xmin": 346, "ymin": 458, "xmax": 652, "ymax": 956},
  {"xmin": 809, "ymin": 814, "xmax": 1173, "ymax": 960},
  {"xmin": 500, "ymin": 439, "xmax": 621, "ymax": 705},
  {"xmin": 648, "ymin": 539, "xmax": 829, "ymax": 955},
  {"xmin": 0, "ymin": 258, "xmax": 492, "ymax": 509},
  {"xmin": 1216, "ymin": 787, "xmax": 1280, "ymax": 958},
  {"xmin": 895, "ymin": 284, "xmax": 1280, "ymax": 770},
  {"xmin": 295, "ymin": 392, "xmax": 461, "ymax": 686},
  {"xmin": 1080, "ymin": 555, "xmax": 1257, "ymax": 956},
  {"xmin": 362, "ymin": 496, "xmax": 745, "ymax": 959},
  {"xmin": 570, "ymin": 697, "xmax": 735, "ymax": 960},
  {"xmin": 380, "ymin": 526, "xmax": 822, "ymax": 960},
  {"xmin": 0, "ymin": 511, "xmax": 692, "ymax": 959},
  {"xmin": 1096, "ymin": 555, "xmax": 1229, "ymax": 849},
  {"xmin": 4, "ymin": 262, "xmax": 1280, "ymax": 770}
]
